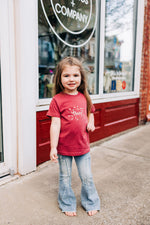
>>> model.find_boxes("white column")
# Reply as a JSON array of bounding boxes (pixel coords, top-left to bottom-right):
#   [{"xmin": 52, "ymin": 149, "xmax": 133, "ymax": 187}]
[{"xmin": 14, "ymin": 0, "xmax": 38, "ymax": 174}]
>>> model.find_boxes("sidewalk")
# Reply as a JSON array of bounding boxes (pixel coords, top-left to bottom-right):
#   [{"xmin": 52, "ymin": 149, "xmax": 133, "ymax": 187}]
[{"xmin": 0, "ymin": 124, "xmax": 150, "ymax": 225}]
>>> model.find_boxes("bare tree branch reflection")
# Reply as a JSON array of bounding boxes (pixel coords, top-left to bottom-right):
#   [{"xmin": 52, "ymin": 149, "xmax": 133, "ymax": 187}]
[{"xmin": 105, "ymin": 0, "xmax": 135, "ymax": 35}]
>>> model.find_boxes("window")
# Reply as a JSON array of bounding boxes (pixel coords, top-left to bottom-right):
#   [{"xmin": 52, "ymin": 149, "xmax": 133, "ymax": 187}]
[
  {"xmin": 103, "ymin": 0, "xmax": 138, "ymax": 94},
  {"xmin": 38, "ymin": 0, "xmax": 99, "ymax": 99},
  {"xmin": 38, "ymin": 0, "xmax": 139, "ymax": 101}
]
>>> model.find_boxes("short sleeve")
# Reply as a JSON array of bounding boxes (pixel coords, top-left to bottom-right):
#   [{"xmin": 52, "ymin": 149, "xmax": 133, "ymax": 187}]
[
  {"xmin": 90, "ymin": 104, "xmax": 95, "ymax": 113},
  {"xmin": 46, "ymin": 98, "xmax": 60, "ymax": 118}
]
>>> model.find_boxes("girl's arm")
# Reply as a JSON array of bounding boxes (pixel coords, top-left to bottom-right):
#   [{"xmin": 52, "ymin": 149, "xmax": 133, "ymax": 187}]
[
  {"xmin": 50, "ymin": 117, "xmax": 61, "ymax": 163},
  {"xmin": 87, "ymin": 113, "xmax": 95, "ymax": 132}
]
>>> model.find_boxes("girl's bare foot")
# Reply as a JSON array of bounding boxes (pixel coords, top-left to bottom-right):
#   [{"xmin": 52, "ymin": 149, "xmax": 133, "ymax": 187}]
[
  {"xmin": 88, "ymin": 210, "xmax": 98, "ymax": 216},
  {"xmin": 65, "ymin": 212, "xmax": 76, "ymax": 216}
]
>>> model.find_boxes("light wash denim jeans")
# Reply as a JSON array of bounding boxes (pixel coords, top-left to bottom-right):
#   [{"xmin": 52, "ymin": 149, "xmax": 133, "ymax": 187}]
[{"xmin": 58, "ymin": 152, "xmax": 100, "ymax": 212}]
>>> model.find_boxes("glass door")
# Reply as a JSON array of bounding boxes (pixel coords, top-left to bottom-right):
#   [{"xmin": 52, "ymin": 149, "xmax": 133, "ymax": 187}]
[
  {"xmin": 0, "ymin": 0, "xmax": 17, "ymax": 177},
  {"xmin": 0, "ymin": 52, "xmax": 4, "ymax": 163}
]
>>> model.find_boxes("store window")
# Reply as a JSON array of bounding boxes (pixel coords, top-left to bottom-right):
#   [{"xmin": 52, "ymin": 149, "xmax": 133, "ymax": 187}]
[
  {"xmin": 0, "ymin": 55, "xmax": 4, "ymax": 163},
  {"xmin": 103, "ymin": 0, "xmax": 138, "ymax": 93},
  {"xmin": 38, "ymin": 0, "xmax": 99, "ymax": 99}
]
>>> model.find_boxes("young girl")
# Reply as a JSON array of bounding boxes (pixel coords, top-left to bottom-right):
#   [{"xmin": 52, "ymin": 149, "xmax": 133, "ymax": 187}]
[{"xmin": 47, "ymin": 57, "xmax": 100, "ymax": 217}]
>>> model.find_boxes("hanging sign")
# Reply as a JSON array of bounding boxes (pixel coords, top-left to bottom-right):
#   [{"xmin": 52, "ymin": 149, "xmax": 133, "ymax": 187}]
[
  {"xmin": 111, "ymin": 80, "xmax": 116, "ymax": 91},
  {"xmin": 40, "ymin": 0, "xmax": 97, "ymax": 48},
  {"xmin": 116, "ymin": 80, "xmax": 122, "ymax": 91},
  {"xmin": 122, "ymin": 80, "xmax": 126, "ymax": 90}
]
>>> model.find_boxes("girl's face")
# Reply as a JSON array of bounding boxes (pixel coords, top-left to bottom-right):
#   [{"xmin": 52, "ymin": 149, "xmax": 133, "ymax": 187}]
[{"xmin": 61, "ymin": 65, "xmax": 81, "ymax": 94}]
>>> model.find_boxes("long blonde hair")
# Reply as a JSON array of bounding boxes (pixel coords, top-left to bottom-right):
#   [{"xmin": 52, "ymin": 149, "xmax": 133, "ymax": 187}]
[{"xmin": 53, "ymin": 57, "xmax": 92, "ymax": 117}]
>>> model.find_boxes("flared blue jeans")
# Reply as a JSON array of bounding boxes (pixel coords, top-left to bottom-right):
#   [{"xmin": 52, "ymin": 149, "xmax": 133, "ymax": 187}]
[{"xmin": 58, "ymin": 152, "xmax": 100, "ymax": 212}]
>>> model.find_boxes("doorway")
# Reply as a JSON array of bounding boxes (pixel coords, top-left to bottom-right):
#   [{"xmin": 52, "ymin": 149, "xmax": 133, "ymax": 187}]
[{"xmin": 0, "ymin": 53, "xmax": 4, "ymax": 164}]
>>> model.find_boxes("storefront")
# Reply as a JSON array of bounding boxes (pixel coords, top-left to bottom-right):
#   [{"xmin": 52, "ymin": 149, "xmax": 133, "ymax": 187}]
[
  {"xmin": 37, "ymin": 0, "xmax": 144, "ymax": 165},
  {"xmin": 0, "ymin": 0, "xmax": 145, "ymax": 175}
]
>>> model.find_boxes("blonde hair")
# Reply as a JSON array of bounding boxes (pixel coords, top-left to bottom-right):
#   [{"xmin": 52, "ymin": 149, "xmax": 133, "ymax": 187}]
[{"xmin": 53, "ymin": 57, "xmax": 92, "ymax": 117}]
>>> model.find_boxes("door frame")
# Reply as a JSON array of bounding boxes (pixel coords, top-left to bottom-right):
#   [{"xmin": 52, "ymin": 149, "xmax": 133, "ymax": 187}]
[{"xmin": 0, "ymin": 0, "xmax": 17, "ymax": 176}]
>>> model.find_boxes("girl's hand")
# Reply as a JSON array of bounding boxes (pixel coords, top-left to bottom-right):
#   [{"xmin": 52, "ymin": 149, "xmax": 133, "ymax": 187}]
[
  {"xmin": 50, "ymin": 148, "xmax": 58, "ymax": 163},
  {"xmin": 50, "ymin": 117, "xmax": 60, "ymax": 163},
  {"xmin": 87, "ymin": 113, "xmax": 95, "ymax": 132},
  {"xmin": 87, "ymin": 122, "xmax": 95, "ymax": 132}
]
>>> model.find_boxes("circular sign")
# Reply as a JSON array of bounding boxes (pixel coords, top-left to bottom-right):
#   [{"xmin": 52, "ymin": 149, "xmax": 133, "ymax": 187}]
[
  {"xmin": 40, "ymin": 0, "xmax": 97, "ymax": 48},
  {"xmin": 122, "ymin": 81, "xmax": 126, "ymax": 90},
  {"xmin": 50, "ymin": 0, "xmax": 92, "ymax": 35}
]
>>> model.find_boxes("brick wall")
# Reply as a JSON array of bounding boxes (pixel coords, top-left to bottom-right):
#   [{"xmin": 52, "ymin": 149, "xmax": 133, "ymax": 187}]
[{"xmin": 139, "ymin": 0, "xmax": 150, "ymax": 123}]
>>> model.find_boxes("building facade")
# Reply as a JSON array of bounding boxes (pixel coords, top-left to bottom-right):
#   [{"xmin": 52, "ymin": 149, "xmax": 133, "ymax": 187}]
[{"xmin": 0, "ymin": 0, "xmax": 148, "ymax": 177}]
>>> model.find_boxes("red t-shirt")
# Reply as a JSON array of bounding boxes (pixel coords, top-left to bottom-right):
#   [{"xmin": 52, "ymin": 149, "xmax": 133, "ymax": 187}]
[{"xmin": 47, "ymin": 92, "xmax": 95, "ymax": 156}]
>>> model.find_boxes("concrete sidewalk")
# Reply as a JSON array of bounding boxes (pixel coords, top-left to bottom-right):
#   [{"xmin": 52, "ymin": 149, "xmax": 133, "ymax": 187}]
[{"xmin": 0, "ymin": 124, "xmax": 150, "ymax": 225}]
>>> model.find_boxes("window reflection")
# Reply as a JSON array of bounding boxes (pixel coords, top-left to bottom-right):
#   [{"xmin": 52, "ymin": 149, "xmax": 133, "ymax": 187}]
[
  {"xmin": 38, "ymin": 0, "xmax": 98, "ymax": 99},
  {"xmin": 104, "ymin": 0, "xmax": 137, "ymax": 93}
]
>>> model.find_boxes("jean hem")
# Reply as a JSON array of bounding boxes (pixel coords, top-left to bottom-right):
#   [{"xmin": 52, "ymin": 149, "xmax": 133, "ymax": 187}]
[
  {"xmin": 61, "ymin": 209, "xmax": 77, "ymax": 212},
  {"xmin": 82, "ymin": 205, "xmax": 100, "ymax": 212},
  {"xmin": 86, "ymin": 208, "xmax": 100, "ymax": 212}
]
